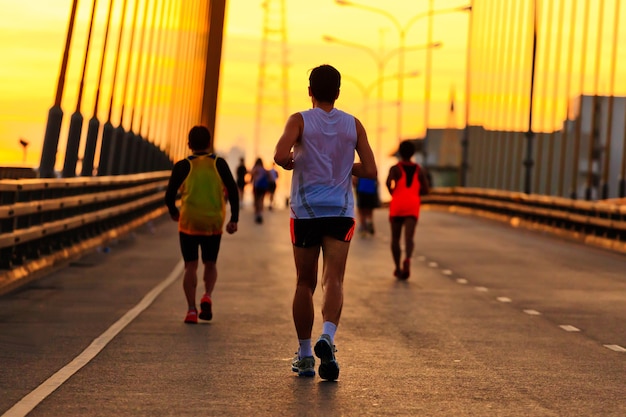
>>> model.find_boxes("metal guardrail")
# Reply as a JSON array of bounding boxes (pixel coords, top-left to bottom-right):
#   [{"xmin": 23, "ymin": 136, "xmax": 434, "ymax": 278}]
[
  {"xmin": 0, "ymin": 172, "xmax": 170, "ymax": 294},
  {"xmin": 423, "ymin": 188, "xmax": 626, "ymax": 254},
  {"xmin": 3, "ymin": 180, "xmax": 624, "ymax": 294}
]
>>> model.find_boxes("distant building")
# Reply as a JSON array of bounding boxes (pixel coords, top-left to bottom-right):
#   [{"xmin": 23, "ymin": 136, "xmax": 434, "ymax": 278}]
[{"xmin": 400, "ymin": 94, "xmax": 626, "ymax": 199}]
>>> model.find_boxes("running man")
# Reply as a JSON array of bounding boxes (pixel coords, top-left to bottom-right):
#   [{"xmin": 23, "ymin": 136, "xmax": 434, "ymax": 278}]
[
  {"xmin": 386, "ymin": 140, "xmax": 429, "ymax": 280},
  {"xmin": 164, "ymin": 126, "xmax": 239, "ymax": 323},
  {"xmin": 353, "ymin": 176, "xmax": 380, "ymax": 236},
  {"xmin": 251, "ymin": 157, "xmax": 269, "ymax": 224},
  {"xmin": 267, "ymin": 163, "xmax": 279, "ymax": 210},
  {"xmin": 274, "ymin": 64, "xmax": 377, "ymax": 380},
  {"xmin": 235, "ymin": 157, "xmax": 248, "ymax": 200}
]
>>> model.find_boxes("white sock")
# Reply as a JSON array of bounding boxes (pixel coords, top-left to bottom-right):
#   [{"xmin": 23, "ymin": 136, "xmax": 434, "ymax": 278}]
[
  {"xmin": 298, "ymin": 339, "xmax": 312, "ymax": 357},
  {"xmin": 322, "ymin": 321, "xmax": 337, "ymax": 343}
]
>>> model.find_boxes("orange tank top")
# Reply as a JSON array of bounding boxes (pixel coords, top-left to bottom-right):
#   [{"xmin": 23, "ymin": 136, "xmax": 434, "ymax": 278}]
[{"xmin": 388, "ymin": 162, "xmax": 421, "ymax": 218}]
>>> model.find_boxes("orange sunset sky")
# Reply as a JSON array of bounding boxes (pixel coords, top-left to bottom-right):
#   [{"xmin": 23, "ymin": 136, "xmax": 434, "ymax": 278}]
[
  {"xmin": 2, "ymin": 0, "xmax": 625, "ymax": 173},
  {"xmin": 0, "ymin": 0, "xmax": 471, "ymax": 169}
]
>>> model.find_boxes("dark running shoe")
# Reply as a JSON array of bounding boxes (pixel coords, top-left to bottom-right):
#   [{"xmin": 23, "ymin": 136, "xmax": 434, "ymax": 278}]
[
  {"xmin": 401, "ymin": 259, "xmax": 411, "ymax": 280},
  {"xmin": 199, "ymin": 294, "xmax": 212, "ymax": 321},
  {"xmin": 292, "ymin": 354, "xmax": 315, "ymax": 377},
  {"xmin": 314, "ymin": 334, "xmax": 339, "ymax": 381}
]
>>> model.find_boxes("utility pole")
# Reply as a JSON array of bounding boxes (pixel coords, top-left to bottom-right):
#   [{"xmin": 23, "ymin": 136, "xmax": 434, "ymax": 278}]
[{"xmin": 254, "ymin": 0, "xmax": 289, "ymax": 158}]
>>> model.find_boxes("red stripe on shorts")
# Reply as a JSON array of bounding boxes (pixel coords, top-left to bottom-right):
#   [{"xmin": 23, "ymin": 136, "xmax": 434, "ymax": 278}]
[{"xmin": 344, "ymin": 220, "xmax": 356, "ymax": 241}]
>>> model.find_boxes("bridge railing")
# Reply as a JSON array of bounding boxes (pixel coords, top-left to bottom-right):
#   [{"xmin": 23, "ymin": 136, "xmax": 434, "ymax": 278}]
[
  {"xmin": 3, "ymin": 180, "xmax": 625, "ymax": 294},
  {"xmin": 424, "ymin": 188, "xmax": 626, "ymax": 253},
  {"xmin": 0, "ymin": 173, "xmax": 170, "ymax": 292}
]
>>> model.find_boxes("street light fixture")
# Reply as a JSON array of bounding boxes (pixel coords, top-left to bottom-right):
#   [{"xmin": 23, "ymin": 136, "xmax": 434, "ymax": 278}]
[
  {"xmin": 342, "ymin": 71, "xmax": 421, "ymax": 115},
  {"xmin": 335, "ymin": 0, "xmax": 471, "ymax": 143}
]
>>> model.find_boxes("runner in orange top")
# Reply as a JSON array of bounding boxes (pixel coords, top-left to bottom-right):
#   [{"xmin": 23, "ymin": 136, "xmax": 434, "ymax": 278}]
[{"xmin": 386, "ymin": 140, "xmax": 430, "ymax": 280}]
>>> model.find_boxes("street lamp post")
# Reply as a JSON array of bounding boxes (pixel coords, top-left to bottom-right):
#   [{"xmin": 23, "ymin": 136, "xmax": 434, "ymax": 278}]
[
  {"xmin": 342, "ymin": 71, "xmax": 422, "ymax": 120},
  {"xmin": 324, "ymin": 34, "xmax": 437, "ymax": 161},
  {"xmin": 335, "ymin": 0, "xmax": 470, "ymax": 144},
  {"xmin": 460, "ymin": 0, "xmax": 474, "ymax": 186},
  {"xmin": 342, "ymin": 71, "xmax": 421, "ymax": 163},
  {"xmin": 323, "ymin": 34, "xmax": 385, "ymax": 165},
  {"xmin": 19, "ymin": 138, "xmax": 29, "ymax": 164}
]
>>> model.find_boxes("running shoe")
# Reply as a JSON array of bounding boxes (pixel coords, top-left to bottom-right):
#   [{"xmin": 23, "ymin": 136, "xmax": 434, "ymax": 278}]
[
  {"xmin": 291, "ymin": 354, "xmax": 315, "ymax": 377},
  {"xmin": 184, "ymin": 308, "xmax": 198, "ymax": 324},
  {"xmin": 401, "ymin": 258, "xmax": 411, "ymax": 280},
  {"xmin": 314, "ymin": 334, "xmax": 339, "ymax": 381},
  {"xmin": 199, "ymin": 294, "xmax": 212, "ymax": 321}
]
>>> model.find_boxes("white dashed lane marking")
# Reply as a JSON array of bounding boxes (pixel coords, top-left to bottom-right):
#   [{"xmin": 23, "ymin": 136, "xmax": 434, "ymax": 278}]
[
  {"xmin": 559, "ymin": 325, "xmax": 581, "ymax": 332},
  {"xmin": 421, "ymin": 257, "xmax": 621, "ymax": 352},
  {"xmin": 604, "ymin": 344, "xmax": 626, "ymax": 352}
]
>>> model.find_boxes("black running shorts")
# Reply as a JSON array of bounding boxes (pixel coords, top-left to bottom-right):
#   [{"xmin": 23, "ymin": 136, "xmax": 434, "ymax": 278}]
[
  {"xmin": 390, "ymin": 215, "xmax": 418, "ymax": 224},
  {"xmin": 179, "ymin": 232, "xmax": 222, "ymax": 263},
  {"xmin": 290, "ymin": 217, "xmax": 355, "ymax": 248},
  {"xmin": 356, "ymin": 192, "xmax": 379, "ymax": 209}
]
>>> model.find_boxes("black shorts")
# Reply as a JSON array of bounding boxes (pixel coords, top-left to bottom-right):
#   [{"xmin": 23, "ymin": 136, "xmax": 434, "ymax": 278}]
[
  {"xmin": 356, "ymin": 192, "xmax": 379, "ymax": 209},
  {"xmin": 290, "ymin": 217, "xmax": 355, "ymax": 248},
  {"xmin": 254, "ymin": 186, "xmax": 267, "ymax": 198},
  {"xmin": 179, "ymin": 232, "xmax": 222, "ymax": 263},
  {"xmin": 390, "ymin": 216, "xmax": 418, "ymax": 224}
]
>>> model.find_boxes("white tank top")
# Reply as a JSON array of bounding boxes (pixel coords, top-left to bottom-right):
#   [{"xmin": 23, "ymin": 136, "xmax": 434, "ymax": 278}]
[{"xmin": 290, "ymin": 107, "xmax": 357, "ymax": 219}]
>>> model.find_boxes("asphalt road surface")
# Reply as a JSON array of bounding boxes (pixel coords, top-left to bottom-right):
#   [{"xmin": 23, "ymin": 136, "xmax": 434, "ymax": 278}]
[{"xmin": 1, "ymin": 203, "xmax": 625, "ymax": 417}]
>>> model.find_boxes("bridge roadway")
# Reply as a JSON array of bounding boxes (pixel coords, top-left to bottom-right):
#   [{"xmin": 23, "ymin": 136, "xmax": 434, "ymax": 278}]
[{"xmin": 1, "ymin": 204, "xmax": 625, "ymax": 416}]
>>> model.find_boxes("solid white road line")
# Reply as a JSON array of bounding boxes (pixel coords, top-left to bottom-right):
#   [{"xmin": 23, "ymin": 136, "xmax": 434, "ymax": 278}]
[
  {"xmin": 1, "ymin": 260, "xmax": 184, "ymax": 417},
  {"xmin": 559, "ymin": 325, "xmax": 581, "ymax": 332}
]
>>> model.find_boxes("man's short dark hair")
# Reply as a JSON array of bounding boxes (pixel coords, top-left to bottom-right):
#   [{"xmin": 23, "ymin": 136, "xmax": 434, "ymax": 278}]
[
  {"xmin": 188, "ymin": 126, "xmax": 211, "ymax": 151},
  {"xmin": 309, "ymin": 64, "xmax": 341, "ymax": 103},
  {"xmin": 399, "ymin": 140, "xmax": 415, "ymax": 160}
]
